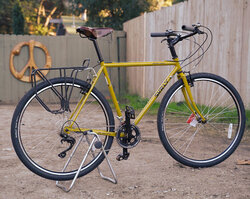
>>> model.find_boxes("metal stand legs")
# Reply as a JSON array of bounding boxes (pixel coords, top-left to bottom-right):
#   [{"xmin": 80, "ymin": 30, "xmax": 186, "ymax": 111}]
[{"xmin": 56, "ymin": 131, "xmax": 117, "ymax": 192}]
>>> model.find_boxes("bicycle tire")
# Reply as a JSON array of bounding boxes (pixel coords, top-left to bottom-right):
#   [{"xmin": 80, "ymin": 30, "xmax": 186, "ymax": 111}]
[
  {"xmin": 157, "ymin": 73, "xmax": 245, "ymax": 167},
  {"xmin": 11, "ymin": 77, "xmax": 115, "ymax": 180}
]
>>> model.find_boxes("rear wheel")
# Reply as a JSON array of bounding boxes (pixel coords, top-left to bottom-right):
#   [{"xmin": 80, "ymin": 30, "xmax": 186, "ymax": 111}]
[
  {"xmin": 157, "ymin": 73, "xmax": 245, "ymax": 167},
  {"xmin": 11, "ymin": 77, "xmax": 114, "ymax": 180}
]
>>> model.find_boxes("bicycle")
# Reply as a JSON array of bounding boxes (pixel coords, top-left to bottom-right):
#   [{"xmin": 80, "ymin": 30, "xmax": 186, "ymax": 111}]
[{"xmin": 11, "ymin": 24, "xmax": 246, "ymax": 184}]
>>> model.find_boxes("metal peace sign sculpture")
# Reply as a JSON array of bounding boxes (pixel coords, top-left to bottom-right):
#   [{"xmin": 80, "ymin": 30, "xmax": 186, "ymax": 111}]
[{"xmin": 9, "ymin": 40, "xmax": 51, "ymax": 82}]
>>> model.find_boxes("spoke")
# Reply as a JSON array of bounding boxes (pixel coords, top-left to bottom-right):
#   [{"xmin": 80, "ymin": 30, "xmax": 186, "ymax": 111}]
[
  {"xmin": 183, "ymin": 102, "xmax": 192, "ymax": 113},
  {"xmin": 30, "ymin": 135, "xmax": 57, "ymax": 150},
  {"xmin": 206, "ymin": 121, "xmax": 223, "ymax": 132},
  {"xmin": 207, "ymin": 103, "xmax": 235, "ymax": 122},
  {"xmin": 34, "ymin": 142, "xmax": 58, "ymax": 162},
  {"xmin": 205, "ymin": 93, "xmax": 233, "ymax": 118},
  {"xmin": 166, "ymin": 122, "xmax": 189, "ymax": 124},
  {"xmin": 82, "ymin": 100, "xmax": 100, "ymax": 113},
  {"xmin": 167, "ymin": 108, "xmax": 191, "ymax": 116},
  {"xmin": 168, "ymin": 126, "xmax": 190, "ymax": 139},
  {"xmin": 202, "ymin": 82, "xmax": 218, "ymax": 115},
  {"xmin": 208, "ymin": 121, "xmax": 238, "ymax": 125},
  {"xmin": 21, "ymin": 129, "xmax": 51, "ymax": 140},
  {"xmin": 207, "ymin": 115, "xmax": 237, "ymax": 119},
  {"xmin": 203, "ymin": 122, "xmax": 233, "ymax": 136},
  {"xmin": 183, "ymin": 126, "xmax": 200, "ymax": 155},
  {"xmin": 205, "ymin": 89, "xmax": 227, "ymax": 116},
  {"xmin": 208, "ymin": 109, "xmax": 236, "ymax": 119},
  {"xmin": 166, "ymin": 124, "xmax": 191, "ymax": 132},
  {"xmin": 171, "ymin": 125, "xmax": 192, "ymax": 144},
  {"xmin": 165, "ymin": 115, "xmax": 192, "ymax": 119}
]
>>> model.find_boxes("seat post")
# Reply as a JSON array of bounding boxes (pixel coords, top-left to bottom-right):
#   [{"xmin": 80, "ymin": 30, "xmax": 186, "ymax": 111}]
[{"xmin": 92, "ymin": 39, "xmax": 104, "ymax": 62}]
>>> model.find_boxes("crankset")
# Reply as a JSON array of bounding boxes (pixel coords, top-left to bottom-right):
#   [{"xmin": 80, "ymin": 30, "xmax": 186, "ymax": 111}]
[
  {"xmin": 116, "ymin": 124, "xmax": 141, "ymax": 149},
  {"xmin": 116, "ymin": 106, "xmax": 141, "ymax": 149},
  {"xmin": 116, "ymin": 106, "xmax": 141, "ymax": 161}
]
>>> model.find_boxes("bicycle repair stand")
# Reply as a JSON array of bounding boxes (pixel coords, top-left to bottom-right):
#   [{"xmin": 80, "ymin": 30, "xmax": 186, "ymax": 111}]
[{"xmin": 56, "ymin": 131, "xmax": 117, "ymax": 192}]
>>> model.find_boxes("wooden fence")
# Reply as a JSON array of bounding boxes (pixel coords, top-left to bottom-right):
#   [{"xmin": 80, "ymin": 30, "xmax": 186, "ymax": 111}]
[
  {"xmin": 124, "ymin": 0, "xmax": 250, "ymax": 108},
  {"xmin": 0, "ymin": 31, "xmax": 126, "ymax": 103}
]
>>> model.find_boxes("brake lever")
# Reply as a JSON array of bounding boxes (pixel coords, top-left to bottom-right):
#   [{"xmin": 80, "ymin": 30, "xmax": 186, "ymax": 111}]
[
  {"xmin": 161, "ymin": 38, "xmax": 168, "ymax": 43},
  {"xmin": 171, "ymin": 34, "xmax": 182, "ymax": 45},
  {"xmin": 196, "ymin": 28, "xmax": 205, "ymax": 34},
  {"xmin": 193, "ymin": 23, "xmax": 205, "ymax": 34},
  {"xmin": 161, "ymin": 34, "xmax": 181, "ymax": 46}
]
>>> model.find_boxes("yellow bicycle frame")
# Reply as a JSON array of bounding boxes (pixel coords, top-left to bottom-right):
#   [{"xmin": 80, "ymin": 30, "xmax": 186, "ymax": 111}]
[{"xmin": 65, "ymin": 58, "xmax": 205, "ymax": 136}]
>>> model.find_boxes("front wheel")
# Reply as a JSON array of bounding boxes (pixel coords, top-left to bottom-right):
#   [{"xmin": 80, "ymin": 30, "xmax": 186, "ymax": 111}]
[
  {"xmin": 11, "ymin": 77, "xmax": 115, "ymax": 180},
  {"xmin": 157, "ymin": 73, "xmax": 245, "ymax": 167}
]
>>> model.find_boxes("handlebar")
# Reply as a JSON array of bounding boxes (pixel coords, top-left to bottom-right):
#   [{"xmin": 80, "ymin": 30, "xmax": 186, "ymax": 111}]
[
  {"xmin": 182, "ymin": 25, "xmax": 196, "ymax": 32},
  {"xmin": 150, "ymin": 24, "xmax": 211, "ymax": 60},
  {"xmin": 151, "ymin": 31, "xmax": 178, "ymax": 37},
  {"xmin": 150, "ymin": 24, "xmax": 204, "ymax": 46}
]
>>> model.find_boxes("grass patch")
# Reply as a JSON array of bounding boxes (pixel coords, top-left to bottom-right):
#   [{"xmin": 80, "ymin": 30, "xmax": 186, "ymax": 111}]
[
  {"xmin": 109, "ymin": 94, "xmax": 160, "ymax": 115},
  {"xmin": 108, "ymin": 94, "xmax": 250, "ymax": 130},
  {"xmin": 168, "ymin": 102, "xmax": 250, "ymax": 130},
  {"xmin": 246, "ymin": 109, "xmax": 250, "ymax": 129}
]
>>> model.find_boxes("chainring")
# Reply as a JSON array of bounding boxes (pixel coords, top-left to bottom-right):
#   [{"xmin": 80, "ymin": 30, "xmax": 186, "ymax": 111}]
[{"xmin": 116, "ymin": 124, "xmax": 141, "ymax": 149}]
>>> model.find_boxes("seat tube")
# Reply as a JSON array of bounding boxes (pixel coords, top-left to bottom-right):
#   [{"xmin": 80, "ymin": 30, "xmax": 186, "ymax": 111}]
[
  {"xmin": 102, "ymin": 63, "xmax": 122, "ymax": 117},
  {"xmin": 92, "ymin": 39, "xmax": 104, "ymax": 62}
]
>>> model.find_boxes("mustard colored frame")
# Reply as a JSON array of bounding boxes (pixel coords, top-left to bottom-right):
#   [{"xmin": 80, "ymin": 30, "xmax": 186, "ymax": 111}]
[{"xmin": 65, "ymin": 58, "xmax": 205, "ymax": 137}]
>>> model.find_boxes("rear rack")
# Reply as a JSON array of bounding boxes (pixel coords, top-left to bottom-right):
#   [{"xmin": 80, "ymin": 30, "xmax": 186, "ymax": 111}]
[{"xmin": 31, "ymin": 59, "xmax": 91, "ymax": 114}]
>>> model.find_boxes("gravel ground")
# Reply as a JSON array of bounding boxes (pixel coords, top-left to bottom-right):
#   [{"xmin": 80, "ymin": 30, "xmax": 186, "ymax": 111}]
[{"xmin": 0, "ymin": 105, "xmax": 250, "ymax": 199}]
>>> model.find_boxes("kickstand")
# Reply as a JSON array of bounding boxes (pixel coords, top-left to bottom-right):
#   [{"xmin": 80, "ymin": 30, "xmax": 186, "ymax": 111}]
[{"xmin": 56, "ymin": 131, "xmax": 117, "ymax": 192}]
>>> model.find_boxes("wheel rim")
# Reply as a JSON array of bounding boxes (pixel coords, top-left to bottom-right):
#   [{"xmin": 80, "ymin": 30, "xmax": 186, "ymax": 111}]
[
  {"xmin": 162, "ymin": 77, "xmax": 242, "ymax": 164},
  {"xmin": 16, "ymin": 82, "xmax": 112, "ymax": 177}
]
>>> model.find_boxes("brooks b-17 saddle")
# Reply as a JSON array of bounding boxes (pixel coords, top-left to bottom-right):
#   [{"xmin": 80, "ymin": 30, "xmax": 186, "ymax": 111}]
[{"xmin": 76, "ymin": 26, "xmax": 113, "ymax": 39}]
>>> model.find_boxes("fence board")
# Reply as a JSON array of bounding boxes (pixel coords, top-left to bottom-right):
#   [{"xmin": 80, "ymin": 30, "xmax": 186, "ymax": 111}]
[
  {"xmin": 0, "ymin": 32, "xmax": 126, "ymax": 103},
  {"xmin": 124, "ymin": 0, "xmax": 250, "ymax": 108},
  {"xmin": 242, "ymin": 0, "xmax": 250, "ymax": 105}
]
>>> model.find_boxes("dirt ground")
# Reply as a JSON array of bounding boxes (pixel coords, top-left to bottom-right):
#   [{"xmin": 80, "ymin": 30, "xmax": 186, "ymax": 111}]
[{"xmin": 0, "ymin": 104, "xmax": 250, "ymax": 199}]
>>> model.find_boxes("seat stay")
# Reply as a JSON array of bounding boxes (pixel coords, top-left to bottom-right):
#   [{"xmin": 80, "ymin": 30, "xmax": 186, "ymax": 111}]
[{"xmin": 67, "ymin": 64, "xmax": 104, "ymax": 128}]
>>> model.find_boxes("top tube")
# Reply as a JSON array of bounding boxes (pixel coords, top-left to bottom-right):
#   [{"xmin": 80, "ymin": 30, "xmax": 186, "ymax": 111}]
[{"xmin": 103, "ymin": 61, "xmax": 178, "ymax": 68}]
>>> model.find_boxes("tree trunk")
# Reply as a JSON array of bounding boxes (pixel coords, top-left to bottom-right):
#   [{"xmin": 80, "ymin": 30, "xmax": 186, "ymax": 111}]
[{"xmin": 44, "ymin": 7, "xmax": 57, "ymax": 27}]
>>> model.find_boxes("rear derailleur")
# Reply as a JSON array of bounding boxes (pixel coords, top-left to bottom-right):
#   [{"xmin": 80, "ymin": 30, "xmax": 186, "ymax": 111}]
[
  {"xmin": 116, "ymin": 106, "xmax": 141, "ymax": 161},
  {"xmin": 58, "ymin": 133, "xmax": 76, "ymax": 158}
]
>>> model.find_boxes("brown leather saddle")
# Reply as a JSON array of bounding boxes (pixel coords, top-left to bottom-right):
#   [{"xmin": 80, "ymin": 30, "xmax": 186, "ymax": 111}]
[{"xmin": 76, "ymin": 26, "xmax": 113, "ymax": 39}]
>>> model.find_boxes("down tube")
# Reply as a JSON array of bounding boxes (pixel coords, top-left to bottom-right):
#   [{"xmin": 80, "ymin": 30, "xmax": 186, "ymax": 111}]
[{"xmin": 134, "ymin": 66, "xmax": 179, "ymax": 125}]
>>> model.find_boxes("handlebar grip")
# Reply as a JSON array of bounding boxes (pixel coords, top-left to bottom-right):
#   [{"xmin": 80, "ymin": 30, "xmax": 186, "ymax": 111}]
[
  {"xmin": 150, "ymin": 32, "xmax": 168, "ymax": 37},
  {"xmin": 182, "ymin": 25, "xmax": 196, "ymax": 32}
]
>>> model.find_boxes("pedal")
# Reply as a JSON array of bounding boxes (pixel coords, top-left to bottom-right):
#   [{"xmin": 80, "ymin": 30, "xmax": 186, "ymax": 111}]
[
  {"xmin": 125, "ymin": 106, "xmax": 135, "ymax": 119},
  {"xmin": 116, "ymin": 148, "xmax": 130, "ymax": 161}
]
